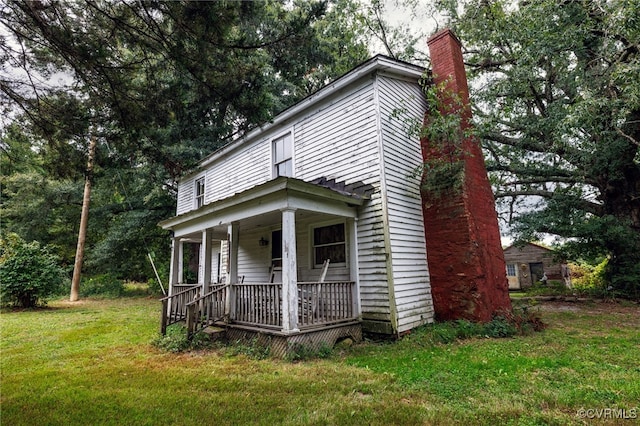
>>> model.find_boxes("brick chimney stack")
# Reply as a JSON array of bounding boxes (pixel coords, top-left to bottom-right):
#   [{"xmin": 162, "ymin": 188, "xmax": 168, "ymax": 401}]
[{"xmin": 422, "ymin": 29, "xmax": 512, "ymax": 322}]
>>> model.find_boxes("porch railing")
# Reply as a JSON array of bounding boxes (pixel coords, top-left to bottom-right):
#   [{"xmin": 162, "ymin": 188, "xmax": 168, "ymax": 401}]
[
  {"xmin": 185, "ymin": 284, "xmax": 228, "ymax": 338},
  {"xmin": 298, "ymin": 281, "xmax": 355, "ymax": 327},
  {"xmin": 162, "ymin": 281, "xmax": 357, "ymax": 335},
  {"xmin": 160, "ymin": 285, "xmax": 200, "ymax": 335},
  {"xmin": 233, "ymin": 281, "xmax": 356, "ymax": 328},
  {"xmin": 234, "ymin": 283, "xmax": 282, "ymax": 328}
]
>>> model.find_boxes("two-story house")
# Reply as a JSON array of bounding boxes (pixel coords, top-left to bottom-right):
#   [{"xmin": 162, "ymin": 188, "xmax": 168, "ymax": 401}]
[{"xmin": 159, "ymin": 29, "xmax": 508, "ymax": 356}]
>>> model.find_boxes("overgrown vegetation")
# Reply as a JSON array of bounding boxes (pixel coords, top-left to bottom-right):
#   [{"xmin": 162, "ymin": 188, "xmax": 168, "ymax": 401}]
[
  {"xmin": 403, "ymin": 305, "xmax": 545, "ymax": 345},
  {"xmin": 285, "ymin": 342, "xmax": 333, "ymax": 362},
  {"xmin": 79, "ymin": 274, "xmax": 125, "ymax": 298},
  {"xmin": 152, "ymin": 324, "xmax": 214, "ymax": 353},
  {"xmin": 519, "ymin": 257, "xmax": 630, "ymax": 300},
  {"xmin": 0, "ymin": 233, "xmax": 66, "ymax": 308},
  {"xmin": 416, "ymin": 76, "xmax": 469, "ymax": 199}
]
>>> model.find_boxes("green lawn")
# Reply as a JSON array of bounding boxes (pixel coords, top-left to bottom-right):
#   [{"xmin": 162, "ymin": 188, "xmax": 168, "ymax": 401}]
[{"xmin": 1, "ymin": 297, "xmax": 638, "ymax": 425}]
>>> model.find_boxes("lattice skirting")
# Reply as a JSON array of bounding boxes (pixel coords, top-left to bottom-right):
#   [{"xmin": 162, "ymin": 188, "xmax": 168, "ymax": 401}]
[{"xmin": 225, "ymin": 323, "xmax": 362, "ymax": 358}]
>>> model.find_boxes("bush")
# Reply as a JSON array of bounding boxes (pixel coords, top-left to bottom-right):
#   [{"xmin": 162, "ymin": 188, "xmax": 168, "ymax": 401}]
[
  {"xmin": 146, "ymin": 277, "xmax": 166, "ymax": 296},
  {"xmin": 572, "ymin": 259, "xmax": 609, "ymax": 297},
  {"xmin": 152, "ymin": 324, "xmax": 214, "ymax": 353},
  {"xmin": 285, "ymin": 342, "xmax": 333, "ymax": 362},
  {"xmin": 524, "ymin": 280, "xmax": 571, "ymax": 297},
  {"xmin": 80, "ymin": 274, "xmax": 125, "ymax": 298},
  {"xmin": 0, "ymin": 233, "xmax": 66, "ymax": 308}
]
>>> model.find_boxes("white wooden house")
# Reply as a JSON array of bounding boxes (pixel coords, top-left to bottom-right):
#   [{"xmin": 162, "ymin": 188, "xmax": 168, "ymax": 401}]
[{"xmin": 159, "ymin": 51, "xmax": 446, "ymax": 354}]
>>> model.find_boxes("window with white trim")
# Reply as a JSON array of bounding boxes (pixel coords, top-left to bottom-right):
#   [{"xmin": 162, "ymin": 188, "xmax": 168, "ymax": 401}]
[
  {"xmin": 194, "ymin": 177, "xmax": 205, "ymax": 208},
  {"xmin": 272, "ymin": 132, "xmax": 293, "ymax": 177},
  {"xmin": 312, "ymin": 222, "xmax": 346, "ymax": 267},
  {"xmin": 506, "ymin": 263, "xmax": 516, "ymax": 277}
]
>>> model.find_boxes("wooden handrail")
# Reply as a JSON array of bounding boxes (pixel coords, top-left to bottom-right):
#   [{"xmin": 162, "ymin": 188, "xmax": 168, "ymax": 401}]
[
  {"xmin": 185, "ymin": 285, "xmax": 228, "ymax": 338},
  {"xmin": 159, "ymin": 284, "xmax": 200, "ymax": 302},
  {"xmin": 159, "ymin": 285, "xmax": 201, "ymax": 335}
]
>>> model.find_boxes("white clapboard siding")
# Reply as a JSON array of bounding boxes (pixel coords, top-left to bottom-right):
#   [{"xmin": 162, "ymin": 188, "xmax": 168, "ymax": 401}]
[
  {"xmin": 172, "ymin": 66, "xmax": 436, "ymax": 330},
  {"xmin": 377, "ymin": 75, "xmax": 434, "ymax": 332},
  {"xmin": 293, "ymin": 79, "xmax": 392, "ymax": 322},
  {"xmin": 205, "ymin": 138, "xmax": 271, "ymax": 205}
]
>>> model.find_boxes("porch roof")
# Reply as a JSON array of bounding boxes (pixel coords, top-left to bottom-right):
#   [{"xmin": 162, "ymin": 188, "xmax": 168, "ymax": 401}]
[{"xmin": 159, "ymin": 177, "xmax": 370, "ymax": 238}]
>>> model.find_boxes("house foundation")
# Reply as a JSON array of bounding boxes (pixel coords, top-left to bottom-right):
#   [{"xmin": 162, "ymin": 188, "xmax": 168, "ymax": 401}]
[{"xmin": 224, "ymin": 322, "xmax": 362, "ymax": 358}]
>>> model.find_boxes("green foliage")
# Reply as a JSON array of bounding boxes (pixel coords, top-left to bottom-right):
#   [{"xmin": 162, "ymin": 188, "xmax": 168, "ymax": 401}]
[
  {"xmin": 152, "ymin": 324, "xmax": 213, "ymax": 353},
  {"xmin": 524, "ymin": 280, "xmax": 572, "ymax": 297},
  {"xmin": 0, "ymin": 0, "xmax": 371, "ymax": 285},
  {"xmin": 145, "ymin": 278, "xmax": 165, "ymax": 296},
  {"xmin": 3, "ymin": 297, "xmax": 638, "ymax": 425},
  {"xmin": 79, "ymin": 274, "xmax": 125, "ymax": 298},
  {"xmin": 572, "ymin": 259, "xmax": 607, "ymax": 290},
  {"xmin": 402, "ymin": 76, "xmax": 469, "ymax": 198},
  {"xmin": 285, "ymin": 342, "xmax": 333, "ymax": 362},
  {"xmin": 570, "ymin": 258, "xmax": 619, "ymax": 298},
  {"xmin": 411, "ymin": 308, "xmax": 545, "ymax": 345},
  {"xmin": 0, "ymin": 233, "xmax": 66, "ymax": 308},
  {"xmin": 224, "ymin": 338, "xmax": 272, "ymax": 360},
  {"xmin": 434, "ymin": 0, "xmax": 640, "ymax": 299}
]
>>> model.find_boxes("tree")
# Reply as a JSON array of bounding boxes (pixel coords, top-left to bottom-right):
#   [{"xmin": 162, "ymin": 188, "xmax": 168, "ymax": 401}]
[
  {"xmin": 434, "ymin": 0, "xmax": 640, "ymax": 297},
  {"xmin": 0, "ymin": 233, "xmax": 66, "ymax": 308},
  {"xmin": 0, "ymin": 1, "xmax": 370, "ymax": 286}
]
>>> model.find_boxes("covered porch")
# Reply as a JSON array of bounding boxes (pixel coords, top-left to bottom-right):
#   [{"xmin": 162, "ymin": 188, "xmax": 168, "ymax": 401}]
[{"xmin": 159, "ymin": 177, "xmax": 368, "ymax": 350}]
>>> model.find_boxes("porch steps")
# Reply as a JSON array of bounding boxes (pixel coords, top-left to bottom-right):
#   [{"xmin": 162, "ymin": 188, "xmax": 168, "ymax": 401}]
[{"xmin": 202, "ymin": 326, "xmax": 226, "ymax": 342}]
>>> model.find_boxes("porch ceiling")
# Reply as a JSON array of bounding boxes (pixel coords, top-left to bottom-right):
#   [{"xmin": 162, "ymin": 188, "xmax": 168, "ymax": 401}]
[{"xmin": 160, "ymin": 177, "xmax": 369, "ymax": 238}]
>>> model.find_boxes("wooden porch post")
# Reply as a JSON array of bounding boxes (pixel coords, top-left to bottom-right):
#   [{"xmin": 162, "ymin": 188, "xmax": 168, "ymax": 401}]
[
  {"xmin": 177, "ymin": 239, "xmax": 184, "ymax": 286},
  {"xmin": 281, "ymin": 208, "xmax": 299, "ymax": 333},
  {"xmin": 225, "ymin": 222, "xmax": 239, "ymax": 321},
  {"xmin": 348, "ymin": 217, "xmax": 361, "ymax": 318},
  {"xmin": 168, "ymin": 237, "xmax": 180, "ymax": 296},
  {"xmin": 201, "ymin": 229, "xmax": 213, "ymax": 294}
]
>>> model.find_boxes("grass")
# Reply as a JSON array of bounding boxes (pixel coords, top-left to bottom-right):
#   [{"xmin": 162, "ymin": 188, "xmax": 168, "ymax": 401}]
[{"xmin": 1, "ymin": 296, "xmax": 639, "ymax": 425}]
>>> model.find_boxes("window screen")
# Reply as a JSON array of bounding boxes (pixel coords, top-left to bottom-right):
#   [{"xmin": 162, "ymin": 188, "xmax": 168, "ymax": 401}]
[{"xmin": 312, "ymin": 223, "xmax": 346, "ymax": 266}]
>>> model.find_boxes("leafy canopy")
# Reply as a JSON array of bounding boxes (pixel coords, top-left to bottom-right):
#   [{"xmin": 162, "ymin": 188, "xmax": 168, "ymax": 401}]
[{"xmin": 434, "ymin": 0, "xmax": 640, "ymax": 297}]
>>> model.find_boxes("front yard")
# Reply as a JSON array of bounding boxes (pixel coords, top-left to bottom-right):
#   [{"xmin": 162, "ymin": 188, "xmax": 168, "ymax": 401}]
[{"xmin": 1, "ymin": 296, "xmax": 638, "ymax": 425}]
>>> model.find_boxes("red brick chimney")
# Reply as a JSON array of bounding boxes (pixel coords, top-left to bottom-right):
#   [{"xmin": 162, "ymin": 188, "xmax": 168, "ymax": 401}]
[{"xmin": 422, "ymin": 29, "xmax": 511, "ymax": 322}]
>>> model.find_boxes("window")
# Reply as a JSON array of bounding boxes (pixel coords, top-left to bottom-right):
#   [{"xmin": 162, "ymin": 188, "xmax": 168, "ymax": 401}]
[
  {"xmin": 194, "ymin": 177, "xmax": 205, "ymax": 208},
  {"xmin": 272, "ymin": 132, "xmax": 293, "ymax": 177},
  {"xmin": 312, "ymin": 223, "xmax": 346, "ymax": 267},
  {"xmin": 506, "ymin": 263, "xmax": 516, "ymax": 277}
]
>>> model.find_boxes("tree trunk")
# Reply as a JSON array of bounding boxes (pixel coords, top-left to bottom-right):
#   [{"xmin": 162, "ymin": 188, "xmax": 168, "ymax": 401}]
[
  {"xmin": 600, "ymin": 136, "xmax": 640, "ymax": 297},
  {"xmin": 69, "ymin": 135, "xmax": 97, "ymax": 302}
]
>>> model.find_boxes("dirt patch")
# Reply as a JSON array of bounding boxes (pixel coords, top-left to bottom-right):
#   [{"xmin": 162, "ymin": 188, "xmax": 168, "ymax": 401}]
[
  {"xmin": 522, "ymin": 299, "xmax": 640, "ymax": 331},
  {"xmin": 534, "ymin": 299, "xmax": 640, "ymax": 317}
]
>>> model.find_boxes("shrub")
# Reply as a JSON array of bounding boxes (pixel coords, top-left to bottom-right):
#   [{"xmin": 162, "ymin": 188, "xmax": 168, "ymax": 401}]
[
  {"xmin": 225, "ymin": 337, "xmax": 272, "ymax": 360},
  {"xmin": 151, "ymin": 324, "xmax": 213, "ymax": 353},
  {"xmin": 0, "ymin": 233, "xmax": 66, "ymax": 308},
  {"xmin": 524, "ymin": 280, "xmax": 570, "ymax": 297},
  {"xmin": 285, "ymin": 342, "xmax": 333, "ymax": 362},
  {"xmin": 80, "ymin": 274, "xmax": 124, "ymax": 298},
  {"xmin": 146, "ymin": 277, "xmax": 166, "ymax": 296},
  {"xmin": 572, "ymin": 259, "xmax": 609, "ymax": 297}
]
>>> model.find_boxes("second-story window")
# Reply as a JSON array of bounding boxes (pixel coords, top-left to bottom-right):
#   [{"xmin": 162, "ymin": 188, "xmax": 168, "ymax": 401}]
[
  {"xmin": 194, "ymin": 177, "xmax": 205, "ymax": 208},
  {"xmin": 273, "ymin": 132, "xmax": 293, "ymax": 177}
]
